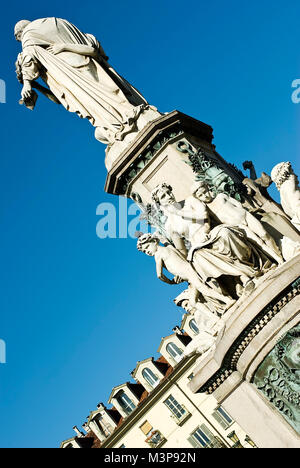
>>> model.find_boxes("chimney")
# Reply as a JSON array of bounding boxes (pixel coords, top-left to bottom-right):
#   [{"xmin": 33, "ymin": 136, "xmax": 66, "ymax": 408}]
[
  {"xmin": 173, "ymin": 326, "xmax": 183, "ymax": 335},
  {"xmin": 73, "ymin": 426, "xmax": 84, "ymax": 438}
]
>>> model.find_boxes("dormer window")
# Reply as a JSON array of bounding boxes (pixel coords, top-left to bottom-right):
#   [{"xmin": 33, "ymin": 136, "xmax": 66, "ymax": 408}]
[
  {"xmin": 166, "ymin": 342, "xmax": 183, "ymax": 362},
  {"xmin": 115, "ymin": 390, "xmax": 136, "ymax": 415},
  {"xmin": 189, "ymin": 319, "xmax": 199, "ymax": 335},
  {"xmin": 142, "ymin": 368, "xmax": 159, "ymax": 388}
]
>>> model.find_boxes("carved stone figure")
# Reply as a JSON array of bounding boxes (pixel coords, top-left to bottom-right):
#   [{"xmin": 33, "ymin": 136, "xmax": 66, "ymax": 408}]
[
  {"xmin": 174, "ymin": 289, "xmax": 225, "ymax": 357},
  {"xmin": 136, "ymin": 233, "xmax": 235, "ymax": 310},
  {"xmin": 191, "ymin": 181, "xmax": 283, "ymax": 264},
  {"xmin": 14, "ymin": 17, "xmax": 159, "ymax": 149},
  {"xmin": 174, "ymin": 288, "xmax": 226, "ymax": 330},
  {"xmin": 151, "ymin": 183, "xmax": 276, "ymax": 298},
  {"xmin": 243, "ymin": 160, "xmax": 300, "ymax": 247},
  {"xmin": 242, "ymin": 160, "xmax": 284, "ymax": 215},
  {"xmin": 271, "ymin": 162, "xmax": 300, "ymax": 230},
  {"xmin": 271, "ymin": 162, "xmax": 300, "ymax": 260}
]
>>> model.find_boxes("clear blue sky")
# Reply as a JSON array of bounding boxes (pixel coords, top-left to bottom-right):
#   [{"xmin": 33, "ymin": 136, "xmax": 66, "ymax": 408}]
[{"xmin": 0, "ymin": 0, "xmax": 299, "ymax": 448}]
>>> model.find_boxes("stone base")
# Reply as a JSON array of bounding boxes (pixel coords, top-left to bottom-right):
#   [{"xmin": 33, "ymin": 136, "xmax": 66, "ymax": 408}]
[
  {"xmin": 104, "ymin": 110, "xmax": 244, "ymax": 204},
  {"xmin": 188, "ymin": 254, "xmax": 300, "ymax": 448}
]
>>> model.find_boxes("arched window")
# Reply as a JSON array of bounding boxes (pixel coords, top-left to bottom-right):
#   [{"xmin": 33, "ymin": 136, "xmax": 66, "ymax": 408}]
[
  {"xmin": 166, "ymin": 342, "xmax": 183, "ymax": 362},
  {"xmin": 189, "ymin": 319, "xmax": 199, "ymax": 335},
  {"xmin": 116, "ymin": 390, "xmax": 136, "ymax": 415},
  {"xmin": 142, "ymin": 368, "xmax": 159, "ymax": 388}
]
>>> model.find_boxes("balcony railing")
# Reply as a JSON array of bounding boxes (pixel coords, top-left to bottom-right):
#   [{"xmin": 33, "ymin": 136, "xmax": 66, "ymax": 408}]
[
  {"xmin": 170, "ymin": 407, "xmax": 192, "ymax": 426},
  {"xmin": 145, "ymin": 430, "xmax": 167, "ymax": 448}
]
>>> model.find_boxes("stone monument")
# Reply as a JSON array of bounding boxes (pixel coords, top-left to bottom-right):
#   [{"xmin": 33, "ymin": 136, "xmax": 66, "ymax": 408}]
[{"xmin": 16, "ymin": 17, "xmax": 300, "ymax": 448}]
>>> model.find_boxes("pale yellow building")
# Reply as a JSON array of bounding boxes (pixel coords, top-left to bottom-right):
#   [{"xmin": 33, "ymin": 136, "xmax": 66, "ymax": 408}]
[{"xmin": 61, "ymin": 326, "xmax": 255, "ymax": 449}]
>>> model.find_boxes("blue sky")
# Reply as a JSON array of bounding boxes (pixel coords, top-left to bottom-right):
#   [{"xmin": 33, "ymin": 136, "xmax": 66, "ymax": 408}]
[{"xmin": 0, "ymin": 0, "xmax": 299, "ymax": 448}]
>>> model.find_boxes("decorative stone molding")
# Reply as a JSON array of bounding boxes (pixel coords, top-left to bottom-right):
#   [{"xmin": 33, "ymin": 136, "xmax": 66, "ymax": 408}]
[
  {"xmin": 176, "ymin": 140, "xmax": 246, "ymax": 202},
  {"xmin": 199, "ymin": 277, "xmax": 300, "ymax": 394}
]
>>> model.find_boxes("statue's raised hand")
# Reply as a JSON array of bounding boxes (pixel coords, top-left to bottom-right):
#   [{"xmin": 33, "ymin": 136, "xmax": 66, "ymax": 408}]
[{"xmin": 47, "ymin": 44, "xmax": 65, "ymax": 55}]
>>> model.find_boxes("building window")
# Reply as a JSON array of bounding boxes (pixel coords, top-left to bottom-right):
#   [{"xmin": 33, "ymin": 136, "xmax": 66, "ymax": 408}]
[
  {"xmin": 188, "ymin": 425, "xmax": 226, "ymax": 448},
  {"xmin": 142, "ymin": 368, "xmax": 159, "ymax": 388},
  {"xmin": 164, "ymin": 395, "xmax": 186, "ymax": 420},
  {"xmin": 166, "ymin": 342, "xmax": 183, "ymax": 362},
  {"xmin": 189, "ymin": 319, "xmax": 199, "ymax": 335},
  {"xmin": 212, "ymin": 406, "xmax": 234, "ymax": 430},
  {"xmin": 116, "ymin": 390, "xmax": 136, "ymax": 415}
]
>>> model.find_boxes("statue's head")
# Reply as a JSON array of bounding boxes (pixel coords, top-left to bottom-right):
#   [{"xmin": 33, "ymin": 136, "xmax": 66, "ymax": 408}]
[
  {"xmin": 192, "ymin": 181, "xmax": 213, "ymax": 203},
  {"xmin": 271, "ymin": 162, "xmax": 294, "ymax": 189},
  {"xmin": 14, "ymin": 20, "xmax": 31, "ymax": 41},
  {"xmin": 174, "ymin": 289, "xmax": 193, "ymax": 313},
  {"xmin": 151, "ymin": 183, "xmax": 175, "ymax": 207},
  {"xmin": 137, "ymin": 233, "xmax": 159, "ymax": 256}
]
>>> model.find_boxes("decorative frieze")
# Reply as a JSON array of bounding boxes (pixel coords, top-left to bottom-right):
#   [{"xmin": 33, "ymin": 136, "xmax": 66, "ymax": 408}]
[{"xmin": 252, "ymin": 322, "xmax": 300, "ymax": 434}]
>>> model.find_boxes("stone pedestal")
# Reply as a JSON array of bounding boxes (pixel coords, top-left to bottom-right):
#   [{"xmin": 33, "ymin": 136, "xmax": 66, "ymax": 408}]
[
  {"xmin": 105, "ymin": 110, "xmax": 245, "ymax": 204},
  {"xmin": 105, "ymin": 109, "xmax": 300, "ymax": 448},
  {"xmin": 187, "ymin": 255, "xmax": 300, "ymax": 448}
]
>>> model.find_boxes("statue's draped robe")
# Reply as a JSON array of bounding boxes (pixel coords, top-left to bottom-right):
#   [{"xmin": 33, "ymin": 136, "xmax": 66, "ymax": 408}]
[
  {"xmin": 19, "ymin": 17, "xmax": 148, "ymax": 144},
  {"xmin": 164, "ymin": 203, "xmax": 273, "ymax": 287},
  {"xmin": 189, "ymin": 225, "xmax": 274, "ymax": 283}
]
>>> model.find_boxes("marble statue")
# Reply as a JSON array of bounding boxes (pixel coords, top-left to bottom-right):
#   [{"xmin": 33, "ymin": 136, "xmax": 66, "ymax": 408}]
[
  {"xmin": 174, "ymin": 289, "xmax": 225, "ymax": 357},
  {"xmin": 243, "ymin": 160, "xmax": 300, "ymax": 245},
  {"xmin": 174, "ymin": 283, "xmax": 228, "ymax": 317},
  {"xmin": 136, "ymin": 233, "xmax": 235, "ymax": 310},
  {"xmin": 271, "ymin": 162, "xmax": 300, "ymax": 260},
  {"xmin": 191, "ymin": 181, "xmax": 283, "ymax": 264},
  {"xmin": 271, "ymin": 162, "xmax": 300, "ymax": 230},
  {"xmin": 242, "ymin": 160, "xmax": 285, "ymax": 216},
  {"xmin": 174, "ymin": 288, "xmax": 226, "ymax": 332},
  {"xmin": 151, "ymin": 183, "xmax": 276, "ymax": 298},
  {"xmin": 14, "ymin": 17, "xmax": 159, "ymax": 148}
]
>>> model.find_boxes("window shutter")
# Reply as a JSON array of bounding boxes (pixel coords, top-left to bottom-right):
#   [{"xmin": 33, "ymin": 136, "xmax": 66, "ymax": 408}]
[
  {"xmin": 187, "ymin": 435, "xmax": 200, "ymax": 448},
  {"xmin": 200, "ymin": 424, "xmax": 214, "ymax": 439},
  {"xmin": 200, "ymin": 424, "xmax": 225, "ymax": 448},
  {"xmin": 212, "ymin": 410, "xmax": 230, "ymax": 430},
  {"xmin": 140, "ymin": 421, "xmax": 153, "ymax": 436},
  {"xmin": 199, "ymin": 424, "xmax": 217, "ymax": 448}
]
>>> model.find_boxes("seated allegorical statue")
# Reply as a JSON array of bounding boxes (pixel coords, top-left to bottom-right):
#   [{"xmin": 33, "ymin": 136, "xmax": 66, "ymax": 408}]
[
  {"xmin": 189, "ymin": 180, "xmax": 283, "ymax": 264},
  {"xmin": 136, "ymin": 232, "xmax": 235, "ymax": 310},
  {"xmin": 151, "ymin": 183, "xmax": 277, "ymax": 298}
]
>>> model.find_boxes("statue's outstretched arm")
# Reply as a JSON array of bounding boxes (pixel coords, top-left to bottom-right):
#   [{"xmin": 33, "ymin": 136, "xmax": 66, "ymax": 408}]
[
  {"xmin": 47, "ymin": 43, "xmax": 101, "ymax": 60},
  {"xmin": 156, "ymin": 258, "xmax": 175, "ymax": 285}
]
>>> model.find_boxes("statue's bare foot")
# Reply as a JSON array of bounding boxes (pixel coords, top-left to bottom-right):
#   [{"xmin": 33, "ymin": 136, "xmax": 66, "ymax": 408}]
[
  {"xmin": 236, "ymin": 283, "xmax": 244, "ymax": 297},
  {"xmin": 243, "ymin": 280, "xmax": 255, "ymax": 296}
]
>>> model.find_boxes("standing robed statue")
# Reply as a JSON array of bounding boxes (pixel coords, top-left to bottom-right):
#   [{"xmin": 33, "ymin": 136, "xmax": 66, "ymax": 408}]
[{"xmin": 14, "ymin": 17, "xmax": 159, "ymax": 149}]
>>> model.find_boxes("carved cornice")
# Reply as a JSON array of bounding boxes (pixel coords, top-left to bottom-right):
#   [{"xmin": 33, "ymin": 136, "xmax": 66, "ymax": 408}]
[{"xmin": 104, "ymin": 110, "xmax": 214, "ymax": 195}]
